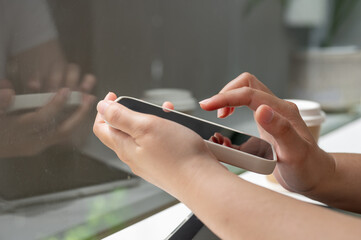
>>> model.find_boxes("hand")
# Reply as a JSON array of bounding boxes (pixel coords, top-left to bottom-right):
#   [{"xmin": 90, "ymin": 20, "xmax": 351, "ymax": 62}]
[
  {"xmin": 198, "ymin": 72, "xmax": 336, "ymax": 197},
  {"xmin": 0, "ymin": 87, "xmax": 95, "ymax": 158},
  {"xmin": 21, "ymin": 62, "xmax": 96, "ymax": 94},
  {"xmin": 93, "ymin": 93, "xmax": 221, "ymax": 195},
  {"xmin": 0, "ymin": 81, "xmax": 15, "ymax": 114},
  {"xmin": 47, "ymin": 64, "xmax": 99, "ymax": 147},
  {"xmin": 45, "ymin": 63, "xmax": 96, "ymax": 94},
  {"xmin": 53, "ymin": 64, "xmax": 97, "ymax": 147}
]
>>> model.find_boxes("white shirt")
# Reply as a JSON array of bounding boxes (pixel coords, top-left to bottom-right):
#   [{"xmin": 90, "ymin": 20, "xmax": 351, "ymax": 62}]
[{"xmin": 0, "ymin": 0, "xmax": 57, "ymax": 79}]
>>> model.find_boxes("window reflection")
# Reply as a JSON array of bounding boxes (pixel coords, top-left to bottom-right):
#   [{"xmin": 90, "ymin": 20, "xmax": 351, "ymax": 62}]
[{"xmin": 0, "ymin": 1, "xmax": 137, "ymax": 239}]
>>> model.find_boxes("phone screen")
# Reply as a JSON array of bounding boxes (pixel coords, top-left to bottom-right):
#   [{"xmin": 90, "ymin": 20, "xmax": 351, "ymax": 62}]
[{"xmin": 116, "ymin": 97, "xmax": 274, "ymax": 161}]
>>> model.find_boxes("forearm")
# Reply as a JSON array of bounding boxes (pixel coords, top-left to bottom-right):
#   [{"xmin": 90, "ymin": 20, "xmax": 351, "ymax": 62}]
[{"xmin": 174, "ymin": 158, "xmax": 361, "ymax": 240}]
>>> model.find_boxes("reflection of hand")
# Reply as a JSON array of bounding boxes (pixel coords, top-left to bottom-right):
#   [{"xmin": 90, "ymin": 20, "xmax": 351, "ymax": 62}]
[
  {"xmin": 0, "ymin": 87, "xmax": 95, "ymax": 158},
  {"xmin": 209, "ymin": 132, "xmax": 232, "ymax": 148},
  {"xmin": 93, "ymin": 93, "xmax": 223, "ymax": 196},
  {"xmin": 198, "ymin": 73, "xmax": 335, "ymax": 198},
  {"xmin": 23, "ymin": 63, "xmax": 96, "ymax": 94},
  {"xmin": 0, "ymin": 64, "xmax": 96, "ymax": 158},
  {"xmin": 52, "ymin": 63, "xmax": 97, "ymax": 147},
  {"xmin": 46, "ymin": 63, "xmax": 96, "ymax": 93}
]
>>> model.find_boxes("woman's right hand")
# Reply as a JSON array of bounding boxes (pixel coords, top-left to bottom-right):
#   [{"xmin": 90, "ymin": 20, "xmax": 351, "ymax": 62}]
[{"xmin": 198, "ymin": 73, "xmax": 336, "ymax": 199}]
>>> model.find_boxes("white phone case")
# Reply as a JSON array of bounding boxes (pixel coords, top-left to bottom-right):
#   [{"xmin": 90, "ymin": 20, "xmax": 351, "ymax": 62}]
[{"xmin": 115, "ymin": 96, "xmax": 277, "ymax": 175}]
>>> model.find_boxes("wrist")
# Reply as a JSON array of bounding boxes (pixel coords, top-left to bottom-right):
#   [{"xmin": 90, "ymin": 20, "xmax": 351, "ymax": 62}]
[
  {"xmin": 165, "ymin": 153, "xmax": 226, "ymax": 201},
  {"xmin": 302, "ymin": 150, "xmax": 337, "ymax": 201}
]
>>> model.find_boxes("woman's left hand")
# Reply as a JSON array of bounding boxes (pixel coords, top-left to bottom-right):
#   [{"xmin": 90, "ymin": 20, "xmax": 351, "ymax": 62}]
[{"xmin": 93, "ymin": 93, "xmax": 221, "ymax": 196}]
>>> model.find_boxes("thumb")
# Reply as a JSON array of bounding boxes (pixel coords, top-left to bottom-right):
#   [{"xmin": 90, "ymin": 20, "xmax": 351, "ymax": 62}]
[{"xmin": 255, "ymin": 105, "xmax": 307, "ymax": 159}]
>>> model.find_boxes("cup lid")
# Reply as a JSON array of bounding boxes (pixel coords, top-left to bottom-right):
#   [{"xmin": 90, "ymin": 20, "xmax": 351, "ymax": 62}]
[
  {"xmin": 142, "ymin": 88, "xmax": 197, "ymax": 112},
  {"xmin": 285, "ymin": 99, "xmax": 326, "ymax": 126}
]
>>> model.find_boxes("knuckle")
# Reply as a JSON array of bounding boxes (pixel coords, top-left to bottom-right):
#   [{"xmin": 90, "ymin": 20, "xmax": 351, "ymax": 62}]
[
  {"xmin": 106, "ymin": 104, "xmax": 122, "ymax": 124},
  {"xmin": 138, "ymin": 116, "xmax": 156, "ymax": 133},
  {"xmin": 286, "ymin": 101, "xmax": 303, "ymax": 119},
  {"xmin": 287, "ymin": 101, "xmax": 299, "ymax": 113},
  {"xmin": 240, "ymin": 72, "xmax": 253, "ymax": 79},
  {"xmin": 240, "ymin": 86, "xmax": 254, "ymax": 105},
  {"xmin": 278, "ymin": 119, "xmax": 293, "ymax": 136},
  {"xmin": 240, "ymin": 72, "xmax": 257, "ymax": 85}
]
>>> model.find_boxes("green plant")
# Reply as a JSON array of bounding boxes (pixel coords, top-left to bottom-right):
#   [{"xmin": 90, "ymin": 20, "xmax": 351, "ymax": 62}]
[{"xmin": 321, "ymin": 0, "xmax": 359, "ymax": 47}]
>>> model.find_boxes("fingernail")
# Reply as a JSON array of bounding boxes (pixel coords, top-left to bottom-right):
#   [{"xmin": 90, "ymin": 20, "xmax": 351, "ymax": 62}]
[
  {"xmin": 199, "ymin": 98, "xmax": 211, "ymax": 105},
  {"xmin": 263, "ymin": 107, "xmax": 274, "ymax": 124},
  {"xmin": 97, "ymin": 100, "xmax": 109, "ymax": 115},
  {"xmin": 217, "ymin": 108, "xmax": 225, "ymax": 118}
]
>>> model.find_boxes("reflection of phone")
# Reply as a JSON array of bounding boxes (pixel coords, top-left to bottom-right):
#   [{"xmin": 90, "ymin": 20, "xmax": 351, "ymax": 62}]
[
  {"xmin": 6, "ymin": 92, "xmax": 82, "ymax": 113},
  {"xmin": 115, "ymin": 97, "xmax": 277, "ymax": 174}
]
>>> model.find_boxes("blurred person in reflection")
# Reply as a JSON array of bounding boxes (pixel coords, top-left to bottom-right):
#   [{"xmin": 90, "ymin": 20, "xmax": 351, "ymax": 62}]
[
  {"xmin": 0, "ymin": 0, "xmax": 96, "ymax": 157},
  {"xmin": 94, "ymin": 72, "xmax": 361, "ymax": 239}
]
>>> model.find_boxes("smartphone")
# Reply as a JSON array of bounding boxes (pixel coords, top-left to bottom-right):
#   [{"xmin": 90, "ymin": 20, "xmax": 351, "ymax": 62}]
[{"xmin": 115, "ymin": 97, "xmax": 277, "ymax": 174}]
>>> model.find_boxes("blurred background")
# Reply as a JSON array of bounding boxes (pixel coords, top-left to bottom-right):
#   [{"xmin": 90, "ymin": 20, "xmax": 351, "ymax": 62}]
[
  {"xmin": 48, "ymin": 0, "xmax": 361, "ymax": 110},
  {"xmin": 1, "ymin": 0, "xmax": 361, "ymax": 239},
  {"xmin": 49, "ymin": 0, "xmax": 289, "ymax": 99}
]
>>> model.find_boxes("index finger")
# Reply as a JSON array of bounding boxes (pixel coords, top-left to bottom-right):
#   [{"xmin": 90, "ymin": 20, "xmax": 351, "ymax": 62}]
[
  {"xmin": 199, "ymin": 87, "xmax": 294, "ymax": 118},
  {"xmin": 211, "ymin": 73, "xmax": 274, "ymax": 118},
  {"xmin": 219, "ymin": 72, "xmax": 274, "ymax": 95}
]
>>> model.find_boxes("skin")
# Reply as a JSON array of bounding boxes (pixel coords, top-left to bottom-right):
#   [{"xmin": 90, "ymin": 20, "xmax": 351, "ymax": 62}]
[
  {"xmin": 198, "ymin": 73, "xmax": 361, "ymax": 213},
  {"xmin": 0, "ymin": 39, "xmax": 96, "ymax": 157},
  {"xmin": 93, "ymin": 73, "xmax": 361, "ymax": 239}
]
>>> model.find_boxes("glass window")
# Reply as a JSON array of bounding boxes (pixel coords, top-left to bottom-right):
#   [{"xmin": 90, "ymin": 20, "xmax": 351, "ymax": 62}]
[{"xmin": 1, "ymin": 1, "xmax": 360, "ymax": 239}]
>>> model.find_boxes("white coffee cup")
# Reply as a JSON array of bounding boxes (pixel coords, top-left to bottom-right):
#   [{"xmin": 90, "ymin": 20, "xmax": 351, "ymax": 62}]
[{"xmin": 142, "ymin": 88, "xmax": 197, "ymax": 114}]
